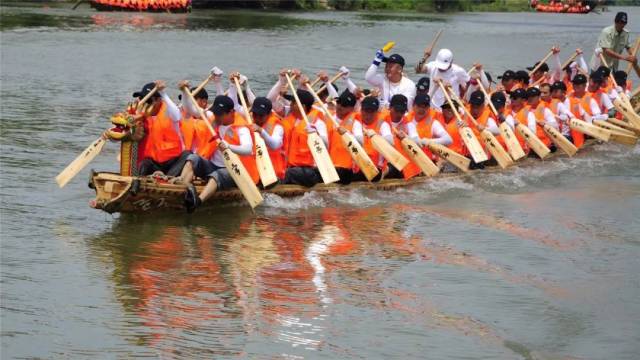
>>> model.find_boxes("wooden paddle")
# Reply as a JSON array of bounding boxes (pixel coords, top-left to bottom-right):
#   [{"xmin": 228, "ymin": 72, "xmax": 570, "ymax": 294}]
[
  {"xmin": 304, "ymin": 83, "xmax": 380, "ymax": 181},
  {"xmin": 416, "ymin": 29, "xmax": 443, "ymax": 73},
  {"xmin": 364, "ymin": 128, "xmax": 410, "ymax": 171},
  {"xmin": 568, "ymin": 118, "xmax": 612, "ymax": 142},
  {"xmin": 191, "ymin": 67, "xmax": 220, "ymax": 98},
  {"xmin": 625, "ymin": 37, "xmax": 640, "ymax": 74},
  {"xmin": 391, "ymin": 127, "xmax": 440, "ymax": 177},
  {"xmin": 444, "ymin": 83, "xmax": 513, "ymax": 169},
  {"xmin": 316, "ymin": 71, "xmax": 345, "ymax": 94},
  {"xmin": 542, "ymin": 118, "xmax": 578, "ymax": 156},
  {"xmin": 180, "ymin": 84, "xmax": 263, "ymax": 209},
  {"xmin": 436, "ymin": 80, "xmax": 488, "ymax": 164},
  {"xmin": 515, "ymin": 122, "xmax": 551, "ymax": 159},
  {"xmin": 233, "ymin": 77, "xmax": 279, "ymax": 187},
  {"xmin": 425, "ymin": 142, "xmax": 470, "ymax": 173},
  {"xmin": 560, "ymin": 51, "xmax": 580, "ymax": 71},
  {"xmin": 284, "ymin": 73, "xmax": 340, "ymax": 184},
  {"xmin": 599, "ymin": 53, "xmax": 640, "ymax": 122},
  {"xmin": 56, "ymin": 85, "xmax": 159, "ymax": 188},
  {"xmin": 593, "ymin": 120, "xmax": 638, "ymax": 146},
  {"xmin": 476, "ymin": 82, "xmax": 527, "ymax": 161},
  {"xmin": 607, "ymin": 117, "xmax": 640, "ymax": 135},
  {"xmin": 528, "ymin": 50, "xmax": 554, "ymax": 76}
]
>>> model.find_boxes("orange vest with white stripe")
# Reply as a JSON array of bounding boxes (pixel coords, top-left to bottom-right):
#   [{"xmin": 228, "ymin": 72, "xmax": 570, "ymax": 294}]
[
  {"xmin": 212, "ymin": 125, "xmax": 259, "ymax": 184},
  {"xmin": 144, "ymin": 102, "xmax": 184, "ymax": 163},
  {"xmin": 261, "ymin": 114, "xmax": 286, "ymax": 179},
  {"xmin": 362, "ymin": 117, "xmax": 386, "ymax": 168},
  {"xmin": 530, "ymin": 102, "xmax": 552, "ymax": 147},
  {"xmin": 328, "ymin": 112, "xmax": 357, "ymax": 169}
]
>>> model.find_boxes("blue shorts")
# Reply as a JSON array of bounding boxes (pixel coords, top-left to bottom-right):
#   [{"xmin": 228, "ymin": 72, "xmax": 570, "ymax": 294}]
[{"xmin": 187, "ymin": 154, "xmax": 237, "ymax": 191}]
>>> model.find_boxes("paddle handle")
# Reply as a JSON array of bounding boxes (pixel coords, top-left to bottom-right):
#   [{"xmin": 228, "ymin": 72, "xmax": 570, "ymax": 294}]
[
  {"xmin": 445, "ymin": 83, "xmax": 481, "ymax": 128},
  {"xmin": 304, "ymin": 84, "xmax": 339, "ymax": 128},
  {"xmin": 316, "ymin": 71, "xmax": 344, "ymax": 94},
  {"xmin": 233, "ymin": 77, "xmax": 254, "ymax": 125},
  {"xmin": 284, "ymin": 73, "xmax": 312, "ymax": 126},
  {"xmin": 191, "ymin": 76, "xmax": 211, "ymax": 97},
  {"xmin": 436, "ymin": 80, "xmax": 466, "ymax": 126},
  {"xmin": 181, "ymin": 85, "xmax": 218, "ymax": 139},
  {"xmin": 424, "ymin": 29, "xmax": 443, "ymax": 57},
  {"xmin": 531, "ymin": 73, "xmax": 548, "ymax": 87},
  {"xmin": 476, "ymin": 82, "xmax": 499, "ymax": 117},
  {"xmin": 135, "ymin": 85, "xmax": 159, "ymax": 111},
  {"xmin": 528, "ymin": 50, "xmax": 554, "ymax": 76},
  {"xmin": 560, "ymin": 51, "xmax": 579, "ymax": 70},
  {"xmin": 625, "ymin": 37, "xmax": 640, "ymax": 74},
  {"xmin": 599, "ymin": 53, "xmax": 624, "ymax": 89}
]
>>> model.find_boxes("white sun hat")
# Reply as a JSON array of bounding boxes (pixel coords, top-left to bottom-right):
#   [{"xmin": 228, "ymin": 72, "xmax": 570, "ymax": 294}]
[{"xmin": 435, "ymin": 49, "xmax": 453, "ymax": 70}]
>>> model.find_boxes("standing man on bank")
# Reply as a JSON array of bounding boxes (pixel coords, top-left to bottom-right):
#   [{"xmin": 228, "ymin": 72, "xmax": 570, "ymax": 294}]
[{"xmin": 591, "ymin": 12, "xmax": 636, "ymax": 71}]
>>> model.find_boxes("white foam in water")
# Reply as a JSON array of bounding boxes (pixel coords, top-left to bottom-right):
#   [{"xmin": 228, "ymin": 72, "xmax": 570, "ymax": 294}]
[
  {"xmin": 331, "ymin": 189, "xmax": 380, "ymax": 207},
  {"xmin": 263, "ymin": 192, "xmax": 326, "ymax": 210}
]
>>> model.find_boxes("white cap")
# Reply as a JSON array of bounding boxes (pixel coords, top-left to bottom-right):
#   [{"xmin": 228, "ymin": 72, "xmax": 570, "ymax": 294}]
[{"xmin": 435, "ymin": 49, "xmax": 453, "ymax": 70}]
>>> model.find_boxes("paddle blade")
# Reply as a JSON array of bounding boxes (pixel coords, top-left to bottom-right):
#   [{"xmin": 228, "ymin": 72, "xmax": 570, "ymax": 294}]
[
  {"xmin": 253, "ymin": 133, "xmax": 278, "ymax": 187},
  {"xmin": 516, "ymin": 124, "xmax": 551, "ymax": 159},
  {"xmin": 370, "ymin": 134, "xmax": 409, "ymax": 171},
  {"xmin": 481, "ymin": 130, "xmax": 514, "ymax": 169},
  {"xmin": 221, "ymin": 148, "xmax": 264, "ymax": 209},
  {"xmin": 460, "ymin": 127, "xmax": 488, "ymax": 163},
  {"xmin": 341, "ymin": 132, "xmax": 379, "ymax": 182},
  {"xmin": 400, "ymin": 138, "xmax": 439, "ymax": 177},
  {"xmin": 307, "ymin": 132, "xmax": 340, "ymax": 184},
  {"xmin": 499, "ymin": 122, "xmax": 526, "ymax": 161},
  {"xmin": 542, "ymin": 124, "xmax": 578, "ymax": 157},
  {"xmin": 569, "ymin": 118, "xmax": 611, "ymax": 142},
  {"xmin": 56, "ymin": 137, "xmax": 106, "ymax": 188},
  {"xmin": 427, "ymin": 143, "xmax": 470, "ymax": 173}
]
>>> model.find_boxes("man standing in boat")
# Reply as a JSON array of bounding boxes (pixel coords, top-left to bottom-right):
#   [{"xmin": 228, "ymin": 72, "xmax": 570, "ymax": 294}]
[
  {"xmin": 591, "ymin": 12, "xmax": 636, "ymax": 71},
  {"xmin": 416, "ymin": 48, "xmax": 470, "ymax": 110},
  {"xmin": 365, "ymin": 51, "xmax": 416, "ymax": 109}
]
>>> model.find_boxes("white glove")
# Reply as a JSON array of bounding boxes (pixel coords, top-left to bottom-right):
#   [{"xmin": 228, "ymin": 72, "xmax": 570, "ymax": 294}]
[
  {"xmin": 420, "ymin": 138, "xmax": 433, "ymax": 147},
  {"xmin": 305, "ymin": 124, "xmax": 317, "ymax": 134},
  {"xmin": 239, "ymin": 74, "xmax": 248, "ymax": 85},
  {"xmin": 595, "ymin": 48, "xmax": 603, "ymax": 56},
  {"xmin": 339, "ymin": 66, "xmax": 350, "ymax": 79},
  {"xmin": 364, "ymin": 128, "xmax": 376, "ymax": 137}
]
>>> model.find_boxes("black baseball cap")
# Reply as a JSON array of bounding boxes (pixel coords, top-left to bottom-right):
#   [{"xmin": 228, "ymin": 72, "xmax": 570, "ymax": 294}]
[
  {"xmin": 251, "ymin": 97, "xmax": 272, "ymax": 116},
  {"xmin": 383, "ymin": 54, "xmax": 405, "ymax": 67},
  {"xmin": 284, "ymin": 89, "xmax": 315, "ymax": 108},
  {"xmin": 178, "ymin": 86, "xmax": 208, "ymax": 101},
  {"xmin": 336, "ymin": 90, "xmax": 357, "ymax": 107},
  {"xmin": 390, "ymin": 94, "xmax": 408, "ymax": 112},
  {"xmin": 527, "ymin": 62, "xmax": 550, "ymax": 73},
  {"xmin": 211, "ymin": 95, "xmax": 235, "ymax": 115},
  {"xmin": 361, "ymin": 96, "xmax": 380, "ymax": 111},
  {"xmin": 589, "ymin": 71, "xmax": 604, "ymax": 83},
  {"xmin": 469, "ymin": 90, "xmax": 485, "ymax": 106},
  {"xmin": 499, "ymin": 70, "xmax": 516, "ymax": 81},
  {"xmin": 510, "ymin": 88, "xmax": 527, "ymax": 100},
  {"xmin": 614, "ymin": 70, "xmax": 628, "ymax": 86},
  {"xmin": 416, "ymin": 77, "xmax": 430, "ymax": 92},
  {"xmin": 526, "ymin": 87, "xmax": 541, "ymax": 98},
  {"xmin": 490, "ymin": 92, "xmax": 506, "ymax": 108},
  {"xmin": 596, "ymin": 65, "xmax": 611, "ymax": 78},
  {"xmin": 441, "ymin": 100, "xmax": 458, "ymax": 110},
  {"xmin": 615, "ymin": 11, "xmax": 628, "ymax": 24},
  {"xmin": 550, "ymin": 81, "xmax": 567, "ymax": 92},
  {"xmin": 414, "ymin": 93, "xmax": 431, "ymax": 107},
  {"xmin": 515, "ymin": 70, "xmax": 530, "ymax": 83},
  {"xmin": 132, "ymin": 82, "xmax": 159, "ymax": 100},
  {"xmin": 572, "ymin": 74, "xmax": 587, "ymax": 85}
]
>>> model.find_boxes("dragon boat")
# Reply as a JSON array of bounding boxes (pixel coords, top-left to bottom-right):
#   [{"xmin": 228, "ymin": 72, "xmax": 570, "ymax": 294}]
[
  {"xmin": 86, "ymin": 0, "xmax": 191, "ymax": 13},
  {"xmin": 88, "ymin": 112, "xmax": 616, "ymax": 214}
]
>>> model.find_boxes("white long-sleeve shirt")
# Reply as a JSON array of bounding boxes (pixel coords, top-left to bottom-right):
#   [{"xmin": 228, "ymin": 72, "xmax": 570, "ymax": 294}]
[
  {"xmin": 391, "ymin": 119, "xmax": 419, "ymax": 143},
  {"xmin": 420, "ymin": 119, "xmax": 453, "ymax": 146},
  {"xmin": 259, "ymin": 124, "xmax": 284, "ymax": 150},
  {"xmin": 365, "ymin": 64, "xmax": 416, "ymax": 109},
  {"xmin": 211, "ymin": 125, "xmax": 253, "ymax": 167},
  {"xmin": 506, "ymin": 109, "xmax": 537, "ymax": 133},
  {"xmin": 421, "ymin": 62, "xmax": 470, "ymax": 109}
]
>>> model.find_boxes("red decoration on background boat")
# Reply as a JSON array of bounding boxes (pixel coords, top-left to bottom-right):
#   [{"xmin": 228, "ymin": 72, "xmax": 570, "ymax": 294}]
[
  {"xmin": 89, "ymin": 0, "xmax": 191, "ymax": 13},
  {"xmin": 531, "ymin": 0, "xmax": 594, "ymax": 14}
]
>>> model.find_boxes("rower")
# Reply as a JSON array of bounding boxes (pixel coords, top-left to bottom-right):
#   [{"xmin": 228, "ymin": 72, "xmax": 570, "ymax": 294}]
[
  {"xmin": 249, "ymin": 97, "xmax": 286, "ymax": 182},
  {"xmin": 409, "ymin": 93, "xmax": 452, "ymax": 161},
  {"xmin": 526, "ymin": 87, "xmax": 559, "ymax": 151},
  {"xmin": 591, "ymin": 11, "xmax": 635, "ymax": 71},
  {"xmin": 417, "ymin": 48, "xmax": 470, "ymax": 109},
  {"xmin": 488, "ymin": 91, "xmax": 512, "ymax": 151},
  {"xmin": 567, "ymin": 74, "xmax": 603, "ymax": 147},
  {"xmin": 588, "ymin": 70, "xmax": 615, "ymax": 117},
  {"xmin": 539, "ymin": 83, "xmax": 552, "ymax": 104},
  {"xmin": 355, "ymin": 96, "xmax": 390, "ymax": 182},
  {"xmin": 468, "ymin": 90, "xmax": 500, "ymax": 138},
  {"xmin": 527, "ymin": 46, "xmax": 561, "ymax": 85},
  {"xmin": 134, "ymin": 81, "xmax": 191, "ymax": 177},
  {"xmin": 328, "ymin": 90, "xmax": 363, "ymax": 184},
  {"xmin": 498, "ymin": 70, "xmax": 517, "ymax": 93},
  {"xmin": 178, "ymin": 95, "xmax": 258, "ymax": 213},
  {"xmin": 365, "ymin": 50, "xmax": 416, "ymax": 109},
  {"xmin": 416, "ymin": 77, "xmax": 430, "ymax": 96},
  {"xmin": 282, "ymin": 84, "xmax": 329, "ymax": 188},
  {"xmin": 513, "ymin": 70, "xmax": 530, "ymax": 91},
  {"xmin": 507, "ymin": 88, "xmax": 537, "ymax": 153},
  {"xmin": 440, "ymin": 101, "xmax": 465, "ymax": 156},
  {"xmin": 387, "ymin": 94, "xmax": 421, "ymax": 179},
  {"xmin": 178, "ymin": 82, "xmax": 216, "ymax": 160},
  {"xmin": 549, "ymin": 81, "xmax": 578, "ymax": 141}
]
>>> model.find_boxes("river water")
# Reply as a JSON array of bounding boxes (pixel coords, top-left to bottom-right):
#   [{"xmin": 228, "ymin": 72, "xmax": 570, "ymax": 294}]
[{"xmin": 2, "ymin": 3, "xmax": 640, "ymax": 359}]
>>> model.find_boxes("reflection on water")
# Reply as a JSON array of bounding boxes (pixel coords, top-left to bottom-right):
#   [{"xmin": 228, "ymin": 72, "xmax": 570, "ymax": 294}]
[{"xmin": 89, "ymin": 206, "xmax": 565, "ymax": 358}]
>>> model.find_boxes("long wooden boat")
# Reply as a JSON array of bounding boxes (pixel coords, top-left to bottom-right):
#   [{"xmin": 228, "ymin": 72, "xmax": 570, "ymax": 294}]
[
  {"xmin": 89, "ymin": 140, "xmax": 604, "ymax": 214},
  {"xmin": 87, "ymin": 0, "xmax": 191, "ymax": 13}
]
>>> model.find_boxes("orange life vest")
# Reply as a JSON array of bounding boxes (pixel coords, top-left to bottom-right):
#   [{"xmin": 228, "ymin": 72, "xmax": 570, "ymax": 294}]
[
  {"xmin": 530, "ymin": 102, "xmax": 553, "ymax": 147},
  {"xmin": 328, "ymin": 112, "xmax": 358, "ymax": 170},
  {"xmin": 409, "ymin": 109, "xmax": 439, "ymax": 161},
  {"xmin": 512, "ymin": 106, "xmax": 531, "ymax": 152},
  {"xmin": 391, "ymin": 120, "xmax": 421, "ymax": 179},
  {"xmin": 286, "ymin": 109, "xmax": 325, "ymax": 168},
  {"xmin": 209, "ymin": 125, "xmax": 259, "ymax": 184},
  {"xmin": 143, "ymin": 102, "xmax": 184, "ymax": 164},
  {"xmin": 362, "ymin": 116, "xmax": 386, "ymax": 168},
  {"xmin": 567, "ymin": 94, "xmax": 588, "ymax": 148},
  {"xmin": 261, "ymin": 114, "xmax": 287, "ymax": 179}
]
